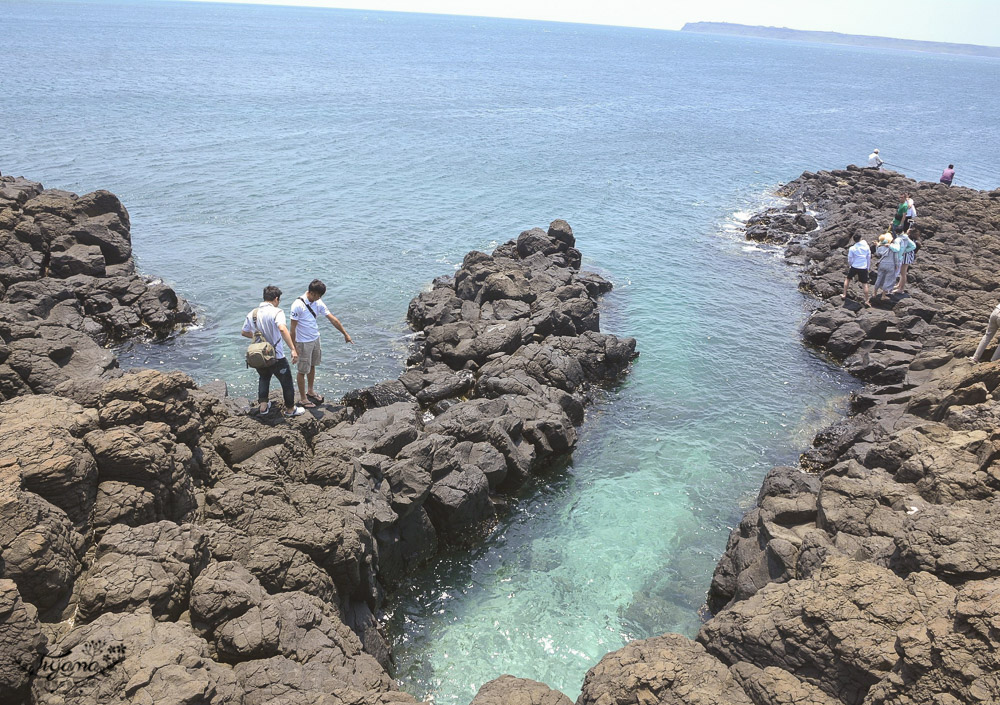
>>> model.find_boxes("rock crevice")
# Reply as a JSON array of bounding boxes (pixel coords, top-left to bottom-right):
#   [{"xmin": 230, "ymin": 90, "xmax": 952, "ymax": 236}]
[
  {"xmin": 546, "ymin": 167, "xmax": 1000, "ymax": 705},
  {"xmin": 0, "ymin": 180, "xmax": 637, "ymax": 705}
]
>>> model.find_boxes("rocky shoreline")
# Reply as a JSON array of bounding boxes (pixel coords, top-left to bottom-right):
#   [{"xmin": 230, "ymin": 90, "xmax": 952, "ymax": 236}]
[
  {"xmin": 0, "ymin": 174, "xmax": 637, "ymax": 704},
  {"xmin": 491, "ymin": 167, "xmax": 1000, "ymax": 705}
]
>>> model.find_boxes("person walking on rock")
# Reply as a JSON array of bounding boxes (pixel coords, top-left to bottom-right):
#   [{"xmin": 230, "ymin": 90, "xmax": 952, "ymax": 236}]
[
  {"xmin": 902, "ymin": 196, "xmax": 917, "ymax": 233},
  {"xmin": 868, "ymin": 149, "xmax": 884, "ymax": 169},
  {"xmin": 892, "ymin": 228, "xmax": 918, "ymax": 295},
  {"xmin": 891, "ymin": 194, "xmax": 909, "ymax": 235},
  {"xmin": 242, "ymin": 285, "xmax": 304, "ymax": 417},
  {"xmin": 289, "ymin": 279, "xmax": 353, "ymax": 408},
  {"xmin": 872, "ymin": 232, "xmax": 901, "ymax": 302},
  {"xmin": 970, "ymin": 301, "xmax": 1000, "ymax": 363},
  {"xmin": 940, "ymin": 164, "xmax": 955, "ymax": 186},
  {"xmin": 842, "ymin": 232, "xmax": 872, "ymax": 306}
]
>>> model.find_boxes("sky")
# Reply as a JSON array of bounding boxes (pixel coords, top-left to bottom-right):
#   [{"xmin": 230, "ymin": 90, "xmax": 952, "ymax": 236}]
[{"xmin": 170, "ymin": 0, "xmax": 1000, "ymax": 47}]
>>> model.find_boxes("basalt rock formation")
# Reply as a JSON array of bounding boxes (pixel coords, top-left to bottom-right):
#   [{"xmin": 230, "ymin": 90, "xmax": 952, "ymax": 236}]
[
  {"xmin": 0, "ymin": 176, "xmax": 637, "ymax": 705},
  {"xmin": 0, "ymin": 176, "xmax": 194, "ymax": 406},
  {"xmin": 489, "ymin": 167, "xmax": 1000, "ymax": 704}
]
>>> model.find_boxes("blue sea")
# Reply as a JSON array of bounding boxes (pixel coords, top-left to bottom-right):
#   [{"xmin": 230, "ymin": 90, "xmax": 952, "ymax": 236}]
[{"xmin": 3, "ymin": 1, "xmax": 999, "ymax": 701}]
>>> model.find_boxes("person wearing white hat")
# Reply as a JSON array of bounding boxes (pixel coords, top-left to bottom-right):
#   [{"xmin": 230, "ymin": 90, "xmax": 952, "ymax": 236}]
[
  {"xmin": 872, "ymin": 232, "xmax": 902, "ymax": 302},
  {"xmin": 868, "ymin": 149, "xmax": 884, "ymax": 169}
]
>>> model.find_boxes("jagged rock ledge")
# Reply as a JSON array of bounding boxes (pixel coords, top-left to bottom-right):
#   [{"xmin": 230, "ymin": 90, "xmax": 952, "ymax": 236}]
[
  {"xmin": 0, "ymin": 175, "xmax": 195, "ymax": 405},
  {"xmin": 0, "ymin": 175, "xmax": 638, "ymax": 705},
  {"xmin": 483, "ymin": 167, "xmax": 1000, "ymax": 704}
]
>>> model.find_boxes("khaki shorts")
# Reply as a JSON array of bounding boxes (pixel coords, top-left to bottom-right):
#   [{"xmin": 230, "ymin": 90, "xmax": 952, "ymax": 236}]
[{"xmin": 295, "ymin": 338, "xmax": 322, "ymax": 374}]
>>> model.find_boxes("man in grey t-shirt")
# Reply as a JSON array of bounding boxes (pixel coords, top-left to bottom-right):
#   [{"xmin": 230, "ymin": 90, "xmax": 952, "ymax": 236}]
[{"xmin": 241, "ymin": 285, "xmax": 304, "ymax": 417}]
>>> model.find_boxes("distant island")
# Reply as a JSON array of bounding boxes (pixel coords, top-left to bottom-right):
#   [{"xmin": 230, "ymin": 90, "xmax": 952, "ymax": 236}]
[{"xmin": 681, "ymin": 22, "xmax": 1000, "ymax": 58}]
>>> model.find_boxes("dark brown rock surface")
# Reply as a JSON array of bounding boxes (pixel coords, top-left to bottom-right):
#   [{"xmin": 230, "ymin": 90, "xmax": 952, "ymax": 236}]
[
  {"xmin": 0, "ymin": 176, "xmax": 194, "ymax": 405},
  {"xmin": 0, "ymin": 178, "xmax": 636, "ymax": 705},
  {"xmin": 527, "ymin": 168, "xmax": 1000, "ymax": 705}
]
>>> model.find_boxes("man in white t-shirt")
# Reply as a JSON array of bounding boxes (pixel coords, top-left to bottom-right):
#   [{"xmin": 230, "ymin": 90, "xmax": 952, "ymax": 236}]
[
  {"xmin": 289, "ymin": 279, "xmax": 353, "ymax": 407},
  {"xmin": 241, "ymin": 285, "xmax": 304, "ymax": 417},
  {"xmin": 842, "ymin": 233, "xmax": 873, "ymax": 307},
  {"xmin": 868, "ymin": 149, "xmax": 883, "ymax": 169}
]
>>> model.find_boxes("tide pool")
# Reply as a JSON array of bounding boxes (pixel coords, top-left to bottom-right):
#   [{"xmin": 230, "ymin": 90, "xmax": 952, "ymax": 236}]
[{"xmin": 2, "ymin": 2, "xmax": 997, "ymax": 701}]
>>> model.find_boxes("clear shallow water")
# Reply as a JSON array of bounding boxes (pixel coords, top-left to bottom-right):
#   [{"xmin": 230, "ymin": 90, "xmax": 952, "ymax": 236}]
[{"xmin": 3, "ymin": 2, "xmax": 999, "ymax": 701}]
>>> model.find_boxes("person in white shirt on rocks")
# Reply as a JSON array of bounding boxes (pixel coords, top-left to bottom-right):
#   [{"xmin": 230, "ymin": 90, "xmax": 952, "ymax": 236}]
[
  {"xmin": 902, "ymin": 196, "xmax": 917, "ymax": 233},
  {"xmin": 842, "ymin": 232, "xmax": 873, "ymax": 307},
  {"xmin": 289, "ymin": 279, "xmax": 353, "ymax": 407},
  {"xmin": 241, "ymin": 285, "xmax": 303, "ymax": 417},
  {"xmin": 868, "ymin": 148, "xmax": 884, "ymax": 169}
]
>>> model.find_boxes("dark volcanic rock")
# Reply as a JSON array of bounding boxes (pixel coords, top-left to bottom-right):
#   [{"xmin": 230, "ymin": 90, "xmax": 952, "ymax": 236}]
[
  {"xmin": 0, "ymin": 176, "xmax": 193, "ymax": 380},
  {"xmin": 524, "ymin": 170, "xmax": 1000, "ymax": 705},
  {"xmin": 0, "ymin": 177, "xmax": 637, "ymax": 705},
  {"xmin": 471, "ymin": 675, "xmax": 572, "ymax": 705},
  {"xmin": 0, "ymin": 579, "xmax": 45, "ymax": 703}
]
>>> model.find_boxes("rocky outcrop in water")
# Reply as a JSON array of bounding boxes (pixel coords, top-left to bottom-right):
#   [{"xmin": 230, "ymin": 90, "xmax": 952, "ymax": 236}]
[
  {"xmin": 0, "ymin": 176, "xmax": 194, "ymax": 405},
  {"xmin": 511, "ymin": 167, "xmax": 1000, "ymax": 704},
  {"xmin": 0, "ymin": 177, "xmax": 636, "ymax": 705}
]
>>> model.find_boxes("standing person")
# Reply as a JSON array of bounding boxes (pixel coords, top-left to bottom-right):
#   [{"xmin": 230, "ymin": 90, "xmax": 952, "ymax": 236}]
[
  {"xmin": 289, "ymin": 279, "xmax": 353, "ymax": 408},
  {"xmin": 892, "ymin": 227, "xmax": 918, "ymax": 294},
  {"xmin": 242, "ymin": 286, "xmax": 304, "ymax": 417},
  {"xmin": 872, "ymin": 232, "xmax": 902, "ymax": 302},
  {"xmin": 902, "ymin": 196, "xmax": 917, "ymax": 233},
  {"xmin": 940, "ymin": 164, "xmax": 955, "ymax": 186},
  {"xmin": 970, "ymin": 301, "xmax": 1000, "ymax": 363},
  {"xmin": 891, "ymin": 194, "xmax": 909, "ymax": 235},
  {"xmin": 842, "ymin": 232, "xmax": 872, "ymax": 306},
  {"xmin": 868, "ymin": 148, "xmax": 884, "ymax": 169}
]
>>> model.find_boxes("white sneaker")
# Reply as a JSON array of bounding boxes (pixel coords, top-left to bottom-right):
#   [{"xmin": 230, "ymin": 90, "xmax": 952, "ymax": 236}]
[{"xmin": 284, "ymin": 405, "xmax": 306, "ymax": 417}]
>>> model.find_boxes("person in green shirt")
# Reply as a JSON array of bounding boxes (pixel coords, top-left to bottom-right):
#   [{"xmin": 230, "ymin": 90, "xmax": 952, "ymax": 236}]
[{"xmin": 891, "ymin": 194, "xmax": 909, "ymax": 234}]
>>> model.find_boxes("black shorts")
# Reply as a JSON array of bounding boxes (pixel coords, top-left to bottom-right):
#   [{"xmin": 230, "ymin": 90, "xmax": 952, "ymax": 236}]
[
  {"xmin": 902, "ymin": 219, "xmax": 913, "ymax": 233},
  {"xmin": 846, "ymin": 267, "xmax": 870, "ymax": 283}
]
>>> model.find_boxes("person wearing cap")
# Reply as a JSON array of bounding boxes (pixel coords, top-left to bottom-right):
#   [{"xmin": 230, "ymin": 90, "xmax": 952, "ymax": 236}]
[
  {"xmin": 872, "ymin": 232, "xmax": 902, "ymax": 302},
  {"xmin": 940, "ymin": 164, "xmax": 955, "ymax": 186},
  {"xmin": 868, "ymin": 149, "xmax": 884, "ymax": 169},
  {"xmin": 842, "ymin": 232, "xmax": 873, "ymax": 306}
]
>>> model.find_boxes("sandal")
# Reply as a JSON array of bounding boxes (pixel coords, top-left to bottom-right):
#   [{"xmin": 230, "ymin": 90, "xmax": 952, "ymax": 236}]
[
  {"xmin": 298, "ymin": 399, "xmax": 316, "ymax": 408},
  {"xmin": 257, "ymin": 401, "xmax": 272, "ymax": 415},
  {"xmin": 284, "ymin": 406, "xmax": 306, "ymax": 418},
  {"xmin": 306, "ymin": 392, "xmax": 325, "ymax": 403}
]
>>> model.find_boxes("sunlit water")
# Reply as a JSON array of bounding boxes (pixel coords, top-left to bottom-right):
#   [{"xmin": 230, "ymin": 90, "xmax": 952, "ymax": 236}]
[{"xmin": 3, "ymin": 2, "xmax": 999, "ymax": 701}]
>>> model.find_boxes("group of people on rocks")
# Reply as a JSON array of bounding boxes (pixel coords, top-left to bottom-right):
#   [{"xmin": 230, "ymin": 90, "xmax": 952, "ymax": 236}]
[
  {"xmin": 867, "ymin": 148, "xmax": 956, "ymax": 186},
  {"xmin": 842, "ymin": 192, "xmax": 918, "ymax": 307},
  {"xmin": 241, "ymin": 280, "xmax": 353, "ymax": 417},
  {"xmin": 841, "ymin": 169, "xmax": 1000, "ymax": 364}
]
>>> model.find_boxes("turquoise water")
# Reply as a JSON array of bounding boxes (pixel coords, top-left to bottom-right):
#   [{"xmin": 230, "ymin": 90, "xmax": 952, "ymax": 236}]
[{"xmin": 3, "ymin": 2, "xmax": 999, "ymax": 701}]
